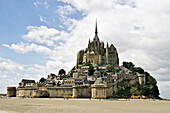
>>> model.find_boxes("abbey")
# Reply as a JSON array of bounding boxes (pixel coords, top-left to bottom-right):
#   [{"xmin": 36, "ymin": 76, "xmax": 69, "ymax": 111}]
[{"xmin": 77, "ymin": 21, "xmax": 119, "ymax": 67}]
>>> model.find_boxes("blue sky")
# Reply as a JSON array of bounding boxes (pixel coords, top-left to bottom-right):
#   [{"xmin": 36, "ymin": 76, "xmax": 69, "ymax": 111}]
[
  {"xmin": 0, "ymin": 0, "xmax": 49, "ymax": 64},
  {"xmin": 0, "ymin": 0, "xmax": 82, "ymax": 65},
  {"xmin": 0, "ymin": 0, "xmax": 170, "ymax": 99}
]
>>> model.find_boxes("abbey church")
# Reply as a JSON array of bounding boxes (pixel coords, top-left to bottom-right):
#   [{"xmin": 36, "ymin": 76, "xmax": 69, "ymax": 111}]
[{"xmin": 77, "ymin": 21, "xmax": 119, "ymax": 67}]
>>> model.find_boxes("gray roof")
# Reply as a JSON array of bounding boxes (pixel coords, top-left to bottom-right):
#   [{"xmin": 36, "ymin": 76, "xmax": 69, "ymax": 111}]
[{"xmin": 94, "ymin": 70, "xmax": 100, "ymax": 74}]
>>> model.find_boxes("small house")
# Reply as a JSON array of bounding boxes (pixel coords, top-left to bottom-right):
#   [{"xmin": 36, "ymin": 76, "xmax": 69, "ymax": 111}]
[{"xmin": 21, "ymin": 79, "xmax": 35, "ymax": 88}]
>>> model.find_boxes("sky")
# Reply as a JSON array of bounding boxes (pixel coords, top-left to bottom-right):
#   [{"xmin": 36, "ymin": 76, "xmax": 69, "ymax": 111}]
[{"xmin": 0, "ymin": 0, "xmax": 170, "ymax": 99}]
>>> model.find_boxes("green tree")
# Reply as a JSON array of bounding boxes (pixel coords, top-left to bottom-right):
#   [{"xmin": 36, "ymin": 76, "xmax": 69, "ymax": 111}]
[
  {"xmin": 102, "ymin": 71, "xmax": 107, "ymax": 76},
  {"xmin": 130, "ymin": 86, "xmax": 140, "ymax": 96},
  {"xmin": 88, "ymin": 65, "xmax": 94, "ymax": 76},
  {"xmin": 131, "ymin": 67, "xmax": 144, "ymax": 74},
  {"xmin": 129, "ymin": 79, "xmax": 160, "ymax": 98},
  {"xmin": 39, "ymin": 77, "xmax": 46, "ymax": 83},
  {"xmin": 146, "ymin": 74, "xmax": 157, "ymax": 85},
  {"xmin": 106, "ymin": 65, "xmax": 114, "ymax": 72},
  {"xmin": 112, "ymin": 69, "xmax": 115, "ymax": 74},
  {"xmin": 96, "ymin": 66, "xmax": 99, "ymax": 71},
  {"xmin": 118, "ymin": 85, "xmax": 125, "ymax": 95},
  {"xmin": 145, "ymin": 72, "xmax": 160, "ymax": 98},
  {"xmin": 153, "ymin": 85, "xmax": 160, "ymax": 98},
  {"xmin": 117, "ymin": 84, "xmax": 131, "ymax": 97},
  {"xmin": 116, "ymin": 68, "xmax": 121, "ymax": 73},
  {"xmin": 130, "ymin": 84, "xmax": 146, "ymax": 96},
  {"xmin": 106, "ymin": 65, "xmax": 116, "ymax": 74},
  {"xmin": 123, "ymin": 61, "xmax": 135, "ymax": 69},
  {"xmin": 118, "ymin": 61, "xmax": 160, "ymax": 98},
  {"xmin": 58, "ymin": 69, "xmax": 66, "ymax": 75},
  {"xmin": 83, "ymin": 61, "xmax": 91, "ymax": 66}
]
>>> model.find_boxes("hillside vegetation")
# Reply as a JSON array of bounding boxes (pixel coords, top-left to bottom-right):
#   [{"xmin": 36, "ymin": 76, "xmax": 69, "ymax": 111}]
[{"xmin": 117, "ymin": 62, "xmax": 160, "ymax": 99}]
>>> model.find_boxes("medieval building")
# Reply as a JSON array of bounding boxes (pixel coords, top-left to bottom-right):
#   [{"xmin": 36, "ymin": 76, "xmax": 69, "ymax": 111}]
[{"xmin": 77, "ymin": 21, "xmax": 119, "ymax": 67}]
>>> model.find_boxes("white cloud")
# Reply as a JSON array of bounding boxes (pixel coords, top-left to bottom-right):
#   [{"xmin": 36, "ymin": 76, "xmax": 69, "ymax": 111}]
[
  {"xmin": 0, "ymin": 57, "xmax": 24, "ymax": 74},
  {"xmin": 0, "ymin": 56, "xmax": 70, "ymax": 93},
  {"xmin": 22, "ymin": 26, "xmax": 60, "ymax": 46},
  {"xmin": 33, "ymin": 0, "xmax": 50, "ymax": 9},
  {"xmin": 57, "ymin": 5, "xmax": 76, "ymax": 16},
  {"xmin": 43, "ymin": 1, "xmax": 49, "ymax": 9},
  {"xmin": 56, "ymin": 4, "xmax": 78, "ymax": 31},
  {"xmin": 3, "ymin": 42, "xmax": 51, "ymax": 55},
  {"xmin": 39, "ymin": 16, "xmax": 46, "ymax": 22},
  {"xmin": 0, "ymin": 75, "xmax": 8, "ymax": 78},
  {"xmin": 0, "ymin": 57, "xmax": 51, "ymax": 93},
  {"xmin": 63, "ymin": 18, "xmax": 78, "ymax": 31},
  {"xmin": 158, "ymin": 81, "xmax": 170, "ymax": 99},
  {"xmin": 115, "ymin": 0, "xmax": 136, "ymax": 8},
  {"xmin": 33, "ymin": 1, "xmax": 39, "ymax": 7}
]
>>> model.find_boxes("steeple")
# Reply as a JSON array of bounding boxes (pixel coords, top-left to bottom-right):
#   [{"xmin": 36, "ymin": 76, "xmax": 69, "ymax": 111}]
[
  {"xmin": 106, "ymin": 42, "xmax": 109, "ymax": 64},
  {"xmin": 107, "ymin": 42, "xmax": 109, "ymax": 48},
  {"xmin": 93, "ymin": 19, "xmax": 99, "ymax": 41},
  {"xmin": 95, "ymin": 19, "xmax": 98, "ymax": 35}
]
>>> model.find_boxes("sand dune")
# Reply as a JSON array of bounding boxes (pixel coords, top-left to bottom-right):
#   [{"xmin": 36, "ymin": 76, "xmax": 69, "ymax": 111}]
[{"xmin": 0, "ymin": 98, "xmax": 170, "ymax": 113}]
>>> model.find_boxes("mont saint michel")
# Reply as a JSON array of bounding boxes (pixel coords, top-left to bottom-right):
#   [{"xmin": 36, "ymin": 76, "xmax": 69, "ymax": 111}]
[
  {"xmin": 1, "ymin": 1, "xmax": 170, "ymax": 113},
  {"xmin": 6, "ymin": 21, "xmax": 160, "ymax": 100}
]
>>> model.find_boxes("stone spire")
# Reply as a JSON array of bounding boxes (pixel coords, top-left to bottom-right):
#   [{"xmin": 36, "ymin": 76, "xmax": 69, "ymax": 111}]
[
  {"xmin": 106, "ymin": 42, "xmax": 109, "ymax": 64},
  {"xmin": 94, "ymin": 19, "xmax": 99, "ymax": 41},
  {"xmin": 95, "ymin": 19, "xmax": 98, "ymax": 35},
  {"xmin": 107, "ymin": 42, "xmax": 109, "ymax": 48}
]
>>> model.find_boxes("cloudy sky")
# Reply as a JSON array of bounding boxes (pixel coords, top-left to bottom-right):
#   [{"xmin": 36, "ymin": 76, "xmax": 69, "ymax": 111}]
[{"xmin": 0, "ymin": 0, "xmax": 170, "ymax": 99}]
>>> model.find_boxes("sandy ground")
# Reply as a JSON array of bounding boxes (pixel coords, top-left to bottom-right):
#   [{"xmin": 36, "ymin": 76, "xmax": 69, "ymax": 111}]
[{"xmin": 0, "ymin": 98, "xmax": 170, "ymax": 113}]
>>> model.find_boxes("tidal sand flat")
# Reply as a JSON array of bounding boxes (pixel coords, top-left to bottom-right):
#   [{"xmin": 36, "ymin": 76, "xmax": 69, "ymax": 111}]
[{"xmin": 0, "ymin": 98, "xmax": 170, "ymax": 113}]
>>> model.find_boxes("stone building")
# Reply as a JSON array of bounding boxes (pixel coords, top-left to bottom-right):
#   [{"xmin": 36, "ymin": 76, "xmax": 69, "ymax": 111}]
[{"xmin": 77, "ymin": 21, "xmax": 119, "ymax": 67}]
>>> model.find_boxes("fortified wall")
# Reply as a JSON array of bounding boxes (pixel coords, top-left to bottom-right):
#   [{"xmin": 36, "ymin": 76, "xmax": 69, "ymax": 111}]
[
  {"xmin": 8, "ymin": 85, "xmax": 111, "ymax": 99},
  {"xmin": 91, "ymin": 84, "xmax": 113, "ymax": 99}
]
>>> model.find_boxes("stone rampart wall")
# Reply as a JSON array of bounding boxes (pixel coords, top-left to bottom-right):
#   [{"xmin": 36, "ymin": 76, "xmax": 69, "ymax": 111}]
[
  {"xmin": 47, "ymin": 87, "xmax": 73, "ymax": 98},
  {"xmin": 91, "ymin": 85, "xmax": 109, "ymax": 99},
  {"xmin": 73, "ymin": 86, "xmax": 91, "ymax": 98},
  {"xmin": 7, "ymin": 87, "xmax": 16, "ymax": 97},
  {"xmin": 16, "ymin": 88, "xmax": 49, "ymax": 98},
  {"xmin": 15, "ymin": 85, "xmax": 113, "ymax": 98}
]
